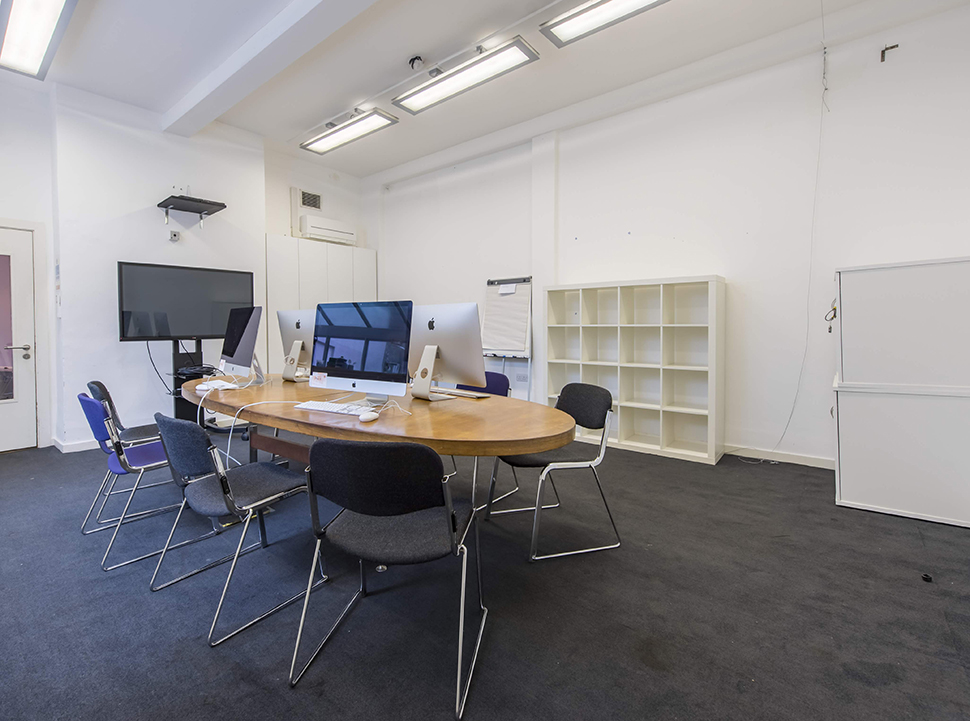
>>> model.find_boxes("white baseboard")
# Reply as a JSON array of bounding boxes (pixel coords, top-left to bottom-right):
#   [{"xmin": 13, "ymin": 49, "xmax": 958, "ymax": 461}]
[
  {"xmin": 725, "ymin": 447, "xmax": 835, "ymax": 470},
  {"xmin": 53, "ymin": 437, "xmax": 100, "ymax": 454}
]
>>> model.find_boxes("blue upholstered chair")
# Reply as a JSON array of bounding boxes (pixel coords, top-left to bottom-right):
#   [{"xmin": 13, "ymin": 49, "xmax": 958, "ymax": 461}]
[
  {"xmin": 452, "ymin": 371, "xmax": 519, "ymax": 509},
  {"xmin": 484, "ymin": 382, "xmax": 621, "ymax": 562},
  {"xmin": 77, "ymin": 393, "xmax": 179, "ymax": 570},
  {"xmin": 457, "ymin": 370, "xmax": 511, "ymax": 397},
  {"xmin": 290, "ymin": 438, "xmax": 487, "ymax": 719}
]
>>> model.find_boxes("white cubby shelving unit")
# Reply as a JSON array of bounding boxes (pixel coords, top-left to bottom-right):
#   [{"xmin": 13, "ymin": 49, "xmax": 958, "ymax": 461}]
[{"xmin": 546, "ymin": 276, "xmax": 725, "ymax": 464}]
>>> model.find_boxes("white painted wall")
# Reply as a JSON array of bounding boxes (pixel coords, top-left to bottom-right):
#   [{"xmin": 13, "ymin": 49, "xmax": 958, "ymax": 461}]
[
  {"xmin": 0, "ymin": 78, "xmax": 57, "ymax": 448},
  {"xmin": 366, "ymin": 4, "xmax": 970, "ymax": 464},
  {"xmin": 264, "ymin": 147, "xmax": 362, "ymax": 242},
  {"xmin": 53, "ymin": 87, "xmax": 267, "ymax": 448},
  {"xmin": 0, "ymin": 81, "xmax": 54, "ymax": 227},
  {"xmin": 379, "ymin": 145, "xmax": 534, "ymax": 396}
]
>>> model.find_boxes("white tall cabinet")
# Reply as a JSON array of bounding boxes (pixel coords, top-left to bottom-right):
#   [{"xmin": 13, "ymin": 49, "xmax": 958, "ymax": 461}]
[
  {"xmin": 266, "ymin": 234, "xmax": 377, "ymax": 373},
  {"xmin": 546, "ymin": 275, "xmax": 725, "ymax": 465},
  {"xmin": 834, "ymin": 257, "xmax": 970, "ymax": 527}
]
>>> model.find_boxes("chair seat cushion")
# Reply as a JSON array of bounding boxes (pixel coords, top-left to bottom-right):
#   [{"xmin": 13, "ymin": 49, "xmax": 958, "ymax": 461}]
[
  {"xmin": 184, "ymin": 462, "xmax": 304, "ymax": 518},
  {"xmin": 108, "ymin": 441, "xmax": 167, "ymax": 475},
  {"xmin": 499, "ymin": 440, "xmax": 599, "ymax": 468},
  {"xmin": 325, "ymin": 501, "xmax": 473, "ymax": 565},
  {"xmin": 119, "ymin": 423, "xmax": 159, "ymax": 443}
]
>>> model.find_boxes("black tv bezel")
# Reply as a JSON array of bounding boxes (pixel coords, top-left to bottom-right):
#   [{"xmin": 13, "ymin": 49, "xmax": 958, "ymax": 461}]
[{"xmin": 117, "ymin": 261, "xmax": 254, "ymax": 342}]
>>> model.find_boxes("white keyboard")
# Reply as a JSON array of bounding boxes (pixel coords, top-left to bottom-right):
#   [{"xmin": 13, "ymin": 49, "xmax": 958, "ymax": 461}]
[
  {"xmin": 196, "ymin": 380, "xmax": 238, "ymax": 392},
  {"xmin": 294, "ymin": 400, "xmax": 370, "ymax": 416}
]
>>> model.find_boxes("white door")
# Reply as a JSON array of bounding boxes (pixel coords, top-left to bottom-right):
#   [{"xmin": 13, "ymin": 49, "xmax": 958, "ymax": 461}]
[{"xmin": 0, "ymin": 228, "xmax": 36, "ymax": 451}]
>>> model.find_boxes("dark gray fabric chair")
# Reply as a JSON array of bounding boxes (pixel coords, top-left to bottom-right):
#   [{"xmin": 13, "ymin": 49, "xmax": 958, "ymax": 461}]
[
  {"xmin": 484, "ymin": 382, "xmax": 621, "ymax": 561},
  {"xmin": 88, "ymin": 380, "xmax": 160, "ymax": 444},
  {"xmin": 152, "ymin": 413, "xmax": 322, "ymax": 647},
  {"xmin": 290, "ymin": 438, "xmax": 487, "ymax": 720}
]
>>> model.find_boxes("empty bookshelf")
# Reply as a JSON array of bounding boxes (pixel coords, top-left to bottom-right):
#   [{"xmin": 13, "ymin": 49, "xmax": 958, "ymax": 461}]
[{"xmin": 547, "ymin": 276, "xmax": 725, "ymax": 464}]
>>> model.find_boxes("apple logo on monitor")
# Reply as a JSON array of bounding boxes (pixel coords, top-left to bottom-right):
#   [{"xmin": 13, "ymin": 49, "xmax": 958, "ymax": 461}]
[
  {"xmin": 296, "ymin": 319, "xmax": 302, "ymax": 329},
  {"xmin": 428, "ymin": 318, "xmax": 435, "ymax": 331}
]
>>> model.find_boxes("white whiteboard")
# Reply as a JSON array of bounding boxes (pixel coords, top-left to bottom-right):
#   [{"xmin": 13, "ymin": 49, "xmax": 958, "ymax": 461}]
[
  {"xmin": 839, "ymin": 258, "xmax": 970, "ymax": 386},
  {"xmin": 481, "ymin": 279, "xmax": 531, "ymax": 357},
  {"xmin": 837, "ymin": 390, "xmax": 970, "ymax": 527}
]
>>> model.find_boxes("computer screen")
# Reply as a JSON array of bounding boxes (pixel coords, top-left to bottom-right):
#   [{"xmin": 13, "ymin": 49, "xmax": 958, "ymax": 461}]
[
  {"xmin": 221, "ymin": 306, "xmax": 262, "ymax": 373},
  {"xmin": 311, "ymin": 302, "xmax": 413, "ymax": 384}
]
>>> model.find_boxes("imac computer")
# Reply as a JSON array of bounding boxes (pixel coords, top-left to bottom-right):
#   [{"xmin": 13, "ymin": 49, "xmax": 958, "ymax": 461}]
[
  {"xmin": 277, "ymin": 309, "xmax": 314, "ymax": 382},
  {"xmin": 220, "ymin": 306, "xmax": 265, "ymax": 383},
  {"xmin": 309, "ymin": 301, "xmax": 413, "ymax": 400},
  {"xmin": 408, "ymin": 303, "xmax": 486, "ymax": 401}
]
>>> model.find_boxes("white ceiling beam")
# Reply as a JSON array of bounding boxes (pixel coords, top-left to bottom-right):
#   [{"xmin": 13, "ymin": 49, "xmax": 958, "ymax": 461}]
[{"xmin": 161, "ymin": 0, "xmax": 380, "ymax": 137}]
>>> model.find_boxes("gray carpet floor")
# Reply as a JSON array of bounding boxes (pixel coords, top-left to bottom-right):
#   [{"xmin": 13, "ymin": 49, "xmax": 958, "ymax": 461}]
[{"xmin": 2, "ymin": 440, "xmax": 970, "ymax": 720}]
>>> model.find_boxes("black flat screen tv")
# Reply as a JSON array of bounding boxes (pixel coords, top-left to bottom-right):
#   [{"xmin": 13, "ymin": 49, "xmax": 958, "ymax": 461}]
[{"xmin": 117, "ymin": 262, "xmax": 254, "ymax": 341}]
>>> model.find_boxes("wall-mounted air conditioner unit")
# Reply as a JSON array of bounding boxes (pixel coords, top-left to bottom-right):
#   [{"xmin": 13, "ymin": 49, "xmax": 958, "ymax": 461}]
[
  {"xmin": 290, "ymin": 187, "xmax": 357, "ymax": 245},
  {"xmin": 299, "ymin": 214, "xmax": 357, "ymax": 244}
]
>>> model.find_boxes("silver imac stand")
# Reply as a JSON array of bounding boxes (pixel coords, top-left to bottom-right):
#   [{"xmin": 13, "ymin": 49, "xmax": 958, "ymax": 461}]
[
  {"xmin": 411, "ymin": 345, "xmax": 453, "ymax": 401},
  {"xmin": 225, "ymin": 354, "xmax": 267, "ymax": 386},
  {"xmin": 251, "ymin": 354, "xmax": 266, "ymax": 385},
  {"xmin": 282, "ymin": 340, "xmax": 310, "ymax": 382}
]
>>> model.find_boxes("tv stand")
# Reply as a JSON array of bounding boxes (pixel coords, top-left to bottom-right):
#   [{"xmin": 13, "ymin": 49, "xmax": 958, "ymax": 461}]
[{"xmin": 172, "ymin": 339, "xmax": 205, "ymax": 425}]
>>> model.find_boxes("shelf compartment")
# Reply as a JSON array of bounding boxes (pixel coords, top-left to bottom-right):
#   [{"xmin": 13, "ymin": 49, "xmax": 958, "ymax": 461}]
[
  {"xmin": 620, "ymin": 285, "xmax": 662, "ymax": 325},
  {"xmin": 548, "ymin": 362, "xmax": 581, "ymax": 397},
  {"xmin": 662, "ymin": 326, "xmax": 709, "ymax": 368},
  {"xmin": 581, "ymin": 326, "xmax": 619, "ymax": 363},
  {"xmin": 662, "ymin": 412, "xmax": 709, "ymax": 457},
  {"xmin": 581, "ymin": 364, "xmax": 619, "ymax": 405},
  {"xmin": 548, "ymin": 326, "xmax": 581, "ymax": 362},
  {"xmin": 581, "ymin": 287, "xmax": 619, "ymax": 325},
  {"xmin": 662, "ymin": 282, "xmax": 709, "ymax": 325},
  {"xmin": 619, "ymin": 407, "xmax": 661, "ymax": 448},
  {"xmin": 548, "ymin": 289, "xmax": 581, "ymax": 325},
  {"xmin": 619, "ymin": 326, "xmax": 661, "ymax": 366},
  {"xmin": 663, "ymin": 368, "xmax": 709, "ymax": 414},
  {"xmin": 619, "ymin": 366, "xmax": 661, "ymax": 407}
]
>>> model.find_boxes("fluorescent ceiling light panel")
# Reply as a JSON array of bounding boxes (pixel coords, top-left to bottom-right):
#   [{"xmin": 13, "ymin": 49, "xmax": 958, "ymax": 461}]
[
  {"xmin": 300, "ymin": 109, "xmax": 399, "ymax": 155},
  {"xmin": 0, "ymin": 0, "xmax": 77, "ymax": 79},
  {"xmin": 392, "ymin": 36, "xmax": 539, "ymax": 115},
  {"xmin": 539, "ymin": 0, "xmax": 672, "ymax": 48}
]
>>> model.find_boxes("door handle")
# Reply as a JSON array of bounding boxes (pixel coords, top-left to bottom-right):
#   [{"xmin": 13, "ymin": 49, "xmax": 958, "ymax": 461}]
[{"xmin": 4, "ymin": 344, "xmax": 30, "ymax": 351}]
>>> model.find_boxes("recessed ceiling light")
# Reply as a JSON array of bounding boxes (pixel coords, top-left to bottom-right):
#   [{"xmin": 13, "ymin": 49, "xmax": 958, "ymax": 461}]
[
  {"xmin": 0, "ymin": 0, "xmax": 78, "ymax": 79},
  {"xmin": 392, "ymin": 36, "xmax": 539, "ymax": 115},
  {"xmin": 300, "ymin": 109, "xmax": 399, "ymax": 156},
  {"xmin": 539, "ymin": 0, "xmax": 672, "ymax": 48}
]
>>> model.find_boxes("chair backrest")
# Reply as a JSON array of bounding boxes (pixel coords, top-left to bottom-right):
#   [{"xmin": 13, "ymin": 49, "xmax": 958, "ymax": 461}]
[
  {"xmin": 153, "ymin": 413, "xmax": 217, "ymax": 486},
  {"xmin": 77, "ymin": 393, "xmax": 113, "ymax": 453},
  {"xmin": 87, "ymin": 381, "xmax": 125, "ymax": 431},
  {"xmin": 457, "ymin": 370, "xmax": 511, "ymax": 397},
  {"xmin": 556, "ymin": 383, "xmax": 613, "ymax": 430},
  {"xmin": 307, "ymin": 438, "xmax": 445, "ymax": 519}
]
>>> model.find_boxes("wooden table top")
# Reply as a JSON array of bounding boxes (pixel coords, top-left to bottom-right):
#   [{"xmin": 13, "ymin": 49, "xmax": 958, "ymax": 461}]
[{"xmin": 183, "ymin": 375, "xmax": 576, "ymax": 457}]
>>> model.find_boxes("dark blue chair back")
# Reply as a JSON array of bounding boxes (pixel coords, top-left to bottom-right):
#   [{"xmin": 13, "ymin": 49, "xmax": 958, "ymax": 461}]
[
  {"xmin": 77, "ymin": 393, "xmax": 113, "ymax": 454},
  {"xmin": 307, "ymin": 438, "xmax": 444, "ymax": 521},
  {"xmin": 458, "ymin": 371, "xmax": 511, "ymax": 397}
]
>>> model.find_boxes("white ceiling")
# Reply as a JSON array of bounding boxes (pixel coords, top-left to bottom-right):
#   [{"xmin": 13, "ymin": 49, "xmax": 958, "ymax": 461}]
[
  {"xmin": 49, "ymin": 0, "xmax": 293, "ymax": 113},
  {"xmin": 224, "ymin": 0, "xmax": 867, "ymax": 177},
  {"xmin": 48, "ymin": 0, "xmax": 877, "ymax": 177}
]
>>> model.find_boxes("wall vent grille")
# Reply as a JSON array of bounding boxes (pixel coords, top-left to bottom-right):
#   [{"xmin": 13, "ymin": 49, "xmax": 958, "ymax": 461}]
[{"xmin": 301, "ymin": 191, "xmax": 321, "ymax": 210}]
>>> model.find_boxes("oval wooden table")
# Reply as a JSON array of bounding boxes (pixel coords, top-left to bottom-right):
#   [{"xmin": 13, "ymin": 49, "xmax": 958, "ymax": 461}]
[{"xmin": 183, "ymin": 375, "xmax": 576, "ymax": 501}]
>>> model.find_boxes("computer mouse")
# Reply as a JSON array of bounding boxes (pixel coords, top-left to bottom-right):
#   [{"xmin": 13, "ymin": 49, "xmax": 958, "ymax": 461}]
[{"xmin": 358, "ymin": 411, "xmax": 380, "ymax": 423}]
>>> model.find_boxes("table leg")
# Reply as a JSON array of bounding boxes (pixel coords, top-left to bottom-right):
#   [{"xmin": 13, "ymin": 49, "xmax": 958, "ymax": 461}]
[
  {"xmin": 471, "ymin": 457, "xmax": 478, "ymax": 512},
  {"xmin": 249, "ymin": 425, "xmax": 259, "ymax": 464}
]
